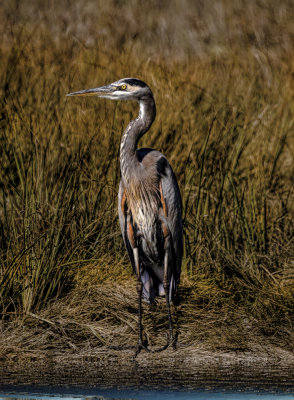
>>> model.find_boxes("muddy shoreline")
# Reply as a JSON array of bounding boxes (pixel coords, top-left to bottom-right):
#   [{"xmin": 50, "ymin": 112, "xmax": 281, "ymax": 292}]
[{"xmin": 1, "ymin": 346, "xmax": 294, "ymax": 392}]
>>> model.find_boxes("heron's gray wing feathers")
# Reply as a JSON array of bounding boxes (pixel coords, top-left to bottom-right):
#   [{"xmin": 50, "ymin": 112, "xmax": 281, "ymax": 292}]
[
  {"xmin": 139, "ymin": 148, "xmax": 183, "ymax": 288},
  {"xmin": 159, "ymin": 158, "xmax": 183, "ymax": 289}
]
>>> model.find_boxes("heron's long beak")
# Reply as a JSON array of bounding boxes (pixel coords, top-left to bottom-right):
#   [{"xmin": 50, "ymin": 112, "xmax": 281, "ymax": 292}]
[{"xmin": 66, "ymin": 84, "xmax": 115, "ymax": 97}]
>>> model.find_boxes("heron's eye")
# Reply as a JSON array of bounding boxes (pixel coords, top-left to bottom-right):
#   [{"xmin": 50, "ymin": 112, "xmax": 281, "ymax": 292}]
[{"xmin": 120, "ymin": 84, "xmax": 127, "ymax": 90}]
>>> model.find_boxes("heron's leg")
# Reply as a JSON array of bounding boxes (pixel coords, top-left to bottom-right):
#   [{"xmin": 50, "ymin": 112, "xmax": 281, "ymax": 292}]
[
  {"xmin": 161, "ymin": 219, "xmax": 174, "ymax": 346},
  {"xmin": 133, "ymin": 247, "xmax": 143, "ymax": 347},
  {"xmin": 126, "ymin": 215, "xmax": 146, "ymax": 356}
]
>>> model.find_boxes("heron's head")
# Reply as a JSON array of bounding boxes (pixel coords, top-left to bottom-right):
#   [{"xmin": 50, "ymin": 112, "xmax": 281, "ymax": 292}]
[{"xmin": 66, "ymin": 78, "xmax": 152, "ymax": 101}]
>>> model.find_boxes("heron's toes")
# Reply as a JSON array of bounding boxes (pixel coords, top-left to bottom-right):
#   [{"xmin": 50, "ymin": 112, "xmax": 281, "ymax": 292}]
[{"xmin": 132, "ymin": 342, "xmax": 152, "ymax": 360}]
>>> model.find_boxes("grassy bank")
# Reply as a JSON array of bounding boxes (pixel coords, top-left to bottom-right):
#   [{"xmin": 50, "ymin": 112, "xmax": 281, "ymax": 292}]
[{"xmin": 0, "ymin": 0, "xmax": 294, "ymax": 351}]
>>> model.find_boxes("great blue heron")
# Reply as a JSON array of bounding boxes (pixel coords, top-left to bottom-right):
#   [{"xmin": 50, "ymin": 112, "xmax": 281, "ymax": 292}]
[{"xmin": 67, "ymin": 78, "xmax": 183, "ymax": 354}]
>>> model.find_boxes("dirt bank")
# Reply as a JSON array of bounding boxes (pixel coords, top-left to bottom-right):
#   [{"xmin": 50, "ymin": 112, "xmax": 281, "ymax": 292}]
[
  {"xmin": 1, "ymin": 345, "xmax": 294, "ymax": 391},
  {"xmin": 1, "ymin": 283, "xmax": 294, "ymax": 391}
]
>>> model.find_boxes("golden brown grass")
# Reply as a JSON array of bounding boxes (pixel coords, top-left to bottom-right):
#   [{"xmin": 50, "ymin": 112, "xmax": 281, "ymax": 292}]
[{"xmin": 0, "ymin": 0, "xmax": 294, "ymax": 351}]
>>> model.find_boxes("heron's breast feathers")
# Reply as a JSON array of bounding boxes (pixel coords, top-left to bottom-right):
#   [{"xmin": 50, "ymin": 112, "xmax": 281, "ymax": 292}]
[{"xmin": 125, "ymin": 178, "xmax": 160, "ymax": 234}]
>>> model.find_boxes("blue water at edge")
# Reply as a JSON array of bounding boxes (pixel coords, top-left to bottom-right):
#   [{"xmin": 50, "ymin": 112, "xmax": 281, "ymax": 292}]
[{"xmin": 0, "ymin": 387, "xmax": 294, "ymax": 400}]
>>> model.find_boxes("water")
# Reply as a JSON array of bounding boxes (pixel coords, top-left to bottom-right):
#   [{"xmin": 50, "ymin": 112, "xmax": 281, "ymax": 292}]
[{"xmin": 0, "ymin": 387, "xmax": 294, "ymax": 400}]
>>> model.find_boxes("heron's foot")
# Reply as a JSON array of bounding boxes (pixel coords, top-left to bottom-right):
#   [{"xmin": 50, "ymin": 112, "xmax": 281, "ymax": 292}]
[
  {"xmin": 132, "ymin": 340, "xmax": 152, "ymax": 360},
  {"xmin": 133, "ymin": 337, "xmax": 170, "ymax": 358},
  {"xmin": 150, "ymin": 332, "xmax": 173, "ymax": 353},
  {"xmin": 174, "ymin": 342, "xmax": 191, "ymax": 348},
  {"xmin": 170, "ymin": 332, "xmax": 191, "ymax": 349},
  {"xmin": 169, "ymin": 332, "xmax": 191, "ymax": 350},
  {"xmin": 109, "ymin": 344, "xmax": 137, "ymax": 351},
  {"xmin": 171, "ymin": 336, "xmax": 177, "ymax": 350}
]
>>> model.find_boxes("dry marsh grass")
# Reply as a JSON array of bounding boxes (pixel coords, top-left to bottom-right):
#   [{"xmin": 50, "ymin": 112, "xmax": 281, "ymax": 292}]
[{"xmin": 0, "ymin": 0, "xmax": 294, "ymax": 351}]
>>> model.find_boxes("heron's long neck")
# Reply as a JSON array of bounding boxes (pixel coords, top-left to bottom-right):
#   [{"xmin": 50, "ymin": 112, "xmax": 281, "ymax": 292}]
[{"xmin": 120, "ymin": 96, "xmax": 156, "ymax": 184}]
